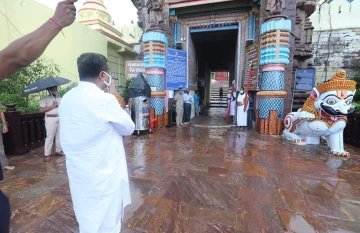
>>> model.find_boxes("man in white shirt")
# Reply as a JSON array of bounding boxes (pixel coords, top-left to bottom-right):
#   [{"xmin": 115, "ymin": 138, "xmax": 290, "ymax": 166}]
[
  {"xmin": 59, "ymin": 53, "xmax": 135, "ymax": 233},
  {"xmin": 183, "ymin": 90, "xmax": 193, "ymax": 124},
  {"xmin": 39, "ymin": 87, "xmax": 63, "ymax": 162}
]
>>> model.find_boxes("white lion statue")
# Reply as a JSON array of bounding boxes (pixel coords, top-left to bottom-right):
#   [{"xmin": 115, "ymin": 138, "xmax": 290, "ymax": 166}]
[{"xmin": 283, "ymin": 70, "xmax": 357, "ymax": 157}]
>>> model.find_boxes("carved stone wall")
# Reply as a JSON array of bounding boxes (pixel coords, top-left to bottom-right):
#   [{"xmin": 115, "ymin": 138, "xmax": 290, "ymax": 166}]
[
  {"xmin": 294, "ymin": 0, "xmax": 316, "ymax": 66},
  {"xmin": 259, "ymin": 0, "xmax": 316, "ymax": 114},
  {"xmin": 132, "ymin": 0, "xmax": 168, "ymax": 32}
]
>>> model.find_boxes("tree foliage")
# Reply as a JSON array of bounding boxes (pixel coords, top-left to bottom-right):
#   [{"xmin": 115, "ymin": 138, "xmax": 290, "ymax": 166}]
[
  {"xmin": 0, "ymin": 59, "xmax": 60, "ymax": 113},
  {"xmin": 58, "ymin": 82, "xmax": 78, "ymax": 97}
]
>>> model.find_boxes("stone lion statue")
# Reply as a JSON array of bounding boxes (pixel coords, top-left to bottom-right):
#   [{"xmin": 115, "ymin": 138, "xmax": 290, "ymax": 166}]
[{"xmin": 283, "ymin": 70, "xmax": 357, "ymax": 157}]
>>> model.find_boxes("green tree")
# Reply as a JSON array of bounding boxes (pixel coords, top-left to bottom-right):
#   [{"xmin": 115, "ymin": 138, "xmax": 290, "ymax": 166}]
[
  {"xmin": 58, "ymin": 82, "xmax": 78, "ymax": 97},
  {"xmin": 0, "ymin": 59, "xmax": 59, "ymax": 113}
]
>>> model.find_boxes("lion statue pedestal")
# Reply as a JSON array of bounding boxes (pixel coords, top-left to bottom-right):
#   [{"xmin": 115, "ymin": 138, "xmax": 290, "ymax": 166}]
[{"xmin": 283, "ymin": 70, "xmax": 356, "ymax": 157}]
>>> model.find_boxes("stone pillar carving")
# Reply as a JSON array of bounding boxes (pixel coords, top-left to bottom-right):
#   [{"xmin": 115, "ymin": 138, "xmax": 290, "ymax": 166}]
[
  {"xmin": 294, "ymin": 0, "xmax": 316, "ymax": 68},
  {"xmin": 256, "ymin": 17, "xmax": 292, "ymax": 135},
  {"xmin": 133, "ymin": 0, "xmax": 169, "ymax": 128}
]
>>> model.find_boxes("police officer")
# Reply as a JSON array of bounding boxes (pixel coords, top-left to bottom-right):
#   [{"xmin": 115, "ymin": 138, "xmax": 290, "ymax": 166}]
[{"xmin": 39, "ymin": 86, "xmax": 64, "ymax": 162}]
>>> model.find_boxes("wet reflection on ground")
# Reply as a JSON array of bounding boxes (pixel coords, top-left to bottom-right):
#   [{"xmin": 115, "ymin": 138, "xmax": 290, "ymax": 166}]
[{"xmin": 1, "ymin": 110, "xmax": 360, "ymax": 233}]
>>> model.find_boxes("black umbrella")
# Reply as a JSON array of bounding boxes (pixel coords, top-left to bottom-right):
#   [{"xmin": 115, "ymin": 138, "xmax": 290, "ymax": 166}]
[{"xmin": 24, "ymin": 76, "xmax": 70, "ymax": 95}]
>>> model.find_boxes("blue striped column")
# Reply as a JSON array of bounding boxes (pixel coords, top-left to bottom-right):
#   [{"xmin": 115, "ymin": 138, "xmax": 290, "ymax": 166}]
[
  {"xmin": 256, "ymin": 17, "xmax": 291, "ymax": 135},
  {"xmin": 143, "ymin": 31, "xmax": 168, "ymax": 128}
]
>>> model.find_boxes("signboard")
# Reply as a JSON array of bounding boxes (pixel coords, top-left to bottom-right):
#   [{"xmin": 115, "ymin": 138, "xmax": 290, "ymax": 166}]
[
  {"xmin": 166, "ymin": 48, "xmax": 187, "ymax": 90},
  {"xmin": 243, "ymin": 44, "xmax": 259, "ymax": 91},
  {"xmin": 215, "ymin": 72, "xmax": 228, "ymax": 82},
  {"xmin": 125, "ymin": 60, "xmax": 145, "ymax": 79},
  {"xmin": 294, "ymin": 68, "xmax": 316, "ymax": 91}
]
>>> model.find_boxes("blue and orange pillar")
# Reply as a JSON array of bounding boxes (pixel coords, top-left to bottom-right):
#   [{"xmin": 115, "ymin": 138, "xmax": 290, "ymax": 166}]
[
  {"xmin": 142, "ymin": 31, "xmax": 168, "ymax": 128},
  {"xmin": 256, "ymin": 17, "xmax": 292, "ymax": 135}
]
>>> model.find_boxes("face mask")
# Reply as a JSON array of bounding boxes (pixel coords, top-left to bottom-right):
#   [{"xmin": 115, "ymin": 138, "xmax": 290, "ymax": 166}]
[{"xmin": 102, "ymin": 71, "xmax": 112, "ymax": 88}]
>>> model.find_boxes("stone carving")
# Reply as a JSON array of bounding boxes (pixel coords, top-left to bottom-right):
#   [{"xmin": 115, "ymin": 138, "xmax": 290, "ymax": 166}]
[
  {"xmin": 283, "ymin": 70, "xmax": 357, "ymax": 157},
  {"xmin": 294, "ymin": 0, "xmax": 316, "ymax": 61},
  {"xmin": 146, "ymin": 0, "xmax": 164, "ymax": 29},
  {"xmin": 266, "ymin": 0, "xmax": 286, "ymax": 15}
]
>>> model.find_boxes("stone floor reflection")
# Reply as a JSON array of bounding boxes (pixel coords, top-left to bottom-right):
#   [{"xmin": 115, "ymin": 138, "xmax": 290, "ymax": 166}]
[{"xmin": 1, "ymin": 111, "xmax": 360, "ymax": 233}]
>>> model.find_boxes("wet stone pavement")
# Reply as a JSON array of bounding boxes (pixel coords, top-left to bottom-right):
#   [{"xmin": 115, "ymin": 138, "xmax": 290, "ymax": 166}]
[{"xmin": 1, "ymin": 110, "xmax": 360, "ymax": 233}]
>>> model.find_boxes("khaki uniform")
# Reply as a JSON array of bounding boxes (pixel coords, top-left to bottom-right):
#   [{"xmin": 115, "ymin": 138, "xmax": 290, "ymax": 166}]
[
  {"xmin": 174, "ymin": 93, "xmax": 184, "ymax": 126},
  {"xmin": 40, "ymin": 95, "xmax": 62, "ymax": 156}
]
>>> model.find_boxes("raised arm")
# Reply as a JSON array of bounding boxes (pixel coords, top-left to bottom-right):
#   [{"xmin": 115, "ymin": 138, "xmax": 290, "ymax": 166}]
[
  {"xmin": 105, "ymin": 95, "xmax": 135, "ymax": 136},
  {"xmin": 0, "ymin": 0, "xmax": 77, "ymax": 80}
]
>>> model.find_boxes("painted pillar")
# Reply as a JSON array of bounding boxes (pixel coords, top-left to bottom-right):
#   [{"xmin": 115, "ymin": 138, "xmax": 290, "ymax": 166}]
[
  {"xmin": 143, "ymin": 31, "xmax": 168, "ymax": 128},
  {"xmin": 256, "ymin": 17, "xmax": 291, "ymax": 135}
]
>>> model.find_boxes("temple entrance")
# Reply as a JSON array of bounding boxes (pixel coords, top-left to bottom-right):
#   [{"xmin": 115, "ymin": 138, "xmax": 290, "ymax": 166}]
[
  {"xmin": 188, "ymin": 25, "xmax": 240, "ymax": 123},
  {"xmin": 209, "ymin": 72, "xmax": 229, "ymax": 108}
]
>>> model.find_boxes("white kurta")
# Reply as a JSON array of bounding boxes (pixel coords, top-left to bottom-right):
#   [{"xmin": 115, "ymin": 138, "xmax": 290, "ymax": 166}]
[
  {"xmin": 227, "ymin": 92, "xmax": 236, "ymax": 116},
  {"xmin": 236, "ymin": 92, "xmax": 249, "ymax": 127},
  {"xmin": 59, "ymin": 82, "xmax": 135, "ymax": 233}
]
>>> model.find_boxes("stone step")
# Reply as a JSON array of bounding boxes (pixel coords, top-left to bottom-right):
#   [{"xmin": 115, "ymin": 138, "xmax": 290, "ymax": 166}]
[{"xmin": 209, "ymin": 105, "xmax": 227, "ymax": 108}]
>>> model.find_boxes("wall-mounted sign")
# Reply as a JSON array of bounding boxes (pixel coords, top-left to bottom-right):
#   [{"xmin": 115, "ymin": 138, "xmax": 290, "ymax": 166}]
[
  {"xmin": 166, "ymin": 48, "xmax": 187, "ymax": 90},
  {"xmin": 294, "ymin": 68, "xmax": 316, "ymax": 92},
  {"xmin": 244, "ymin": 44, "xmax": 259, "ymax": 91},
  {"xmin": 125, "ymin": 60, "xmax": 145, "ymax": 79}
]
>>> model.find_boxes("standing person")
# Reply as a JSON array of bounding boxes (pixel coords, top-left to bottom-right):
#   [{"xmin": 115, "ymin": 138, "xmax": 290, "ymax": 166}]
[
  {"xmin": 219, "ymin": 86, "xmax": 223, "ymax": 100},
  {"xmin": 59, "ymin": 53, "xmax": 135, "ymax": 233},
  {"xmin": 194, "ymin": 91, "xmax": 200, "ymax": 116},
  {"xmin": 0, "ymin": 104, "xmax": 15, "ymax": 170},
  {"xmin": 236, "ymin": 88, "xmax": 249, "ymax": 127},
  {"xmin": 183, "ymin": 90, "xmax": 193, "ymax": 124},
  {"xmin": 174, "ymin": 88, "xmax": 184, "ymax": 127},
  {"xmin": 227, "ymin": 87, "xmax": 236, "ymax": 124},
  {"xmin": 39, "ymin": 87, "xmax": 64, "ymax": 162}
]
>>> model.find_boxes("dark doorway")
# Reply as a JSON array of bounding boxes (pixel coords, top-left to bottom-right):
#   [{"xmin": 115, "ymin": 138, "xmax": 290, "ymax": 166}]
[{"xmin": 190, "ymin": 27, "xmax": 238, "ymax": 109}]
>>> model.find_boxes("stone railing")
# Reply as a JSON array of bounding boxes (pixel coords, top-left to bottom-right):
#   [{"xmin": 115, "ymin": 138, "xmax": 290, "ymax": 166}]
[
  {"xmin": 3, "ymin": 105, "xmax": 45, "ymax": 155},
  {"xmin": 344, "ymin": 113, "xmax": 360, "ymax": 148}
]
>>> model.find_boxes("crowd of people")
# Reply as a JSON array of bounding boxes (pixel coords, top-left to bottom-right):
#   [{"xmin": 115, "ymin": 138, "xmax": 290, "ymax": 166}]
[
  {"xmin": 173, "ymin": 85, "xmax": 249, "ymax": 128},
  {"xmin": 0, "ymin": 1, "xmax": 251, "ymax": 232}
]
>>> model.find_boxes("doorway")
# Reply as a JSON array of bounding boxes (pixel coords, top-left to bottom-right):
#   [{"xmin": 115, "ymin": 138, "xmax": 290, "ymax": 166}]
[{"xmin": 189, "ymin": 25, "xmax": 239, "ymax": 118}]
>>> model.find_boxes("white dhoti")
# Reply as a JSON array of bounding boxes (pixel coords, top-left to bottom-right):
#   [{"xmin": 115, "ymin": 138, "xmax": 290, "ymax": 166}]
[
  {"xmin": 236, "ymin": 93, "xmax": 249, "ymax": 127},
  {"xmin": 59, "ymin": 82, "xmax": 135, "ymax": 233}
]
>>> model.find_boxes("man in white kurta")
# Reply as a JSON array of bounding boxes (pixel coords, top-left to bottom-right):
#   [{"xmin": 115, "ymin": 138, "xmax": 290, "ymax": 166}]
[
  {"xmin": 59, "ymin": 53, "xmax": 135, "ymax": 233},
  {"xmin": 236, "ymin": 89, "xmax": 249, "ymax": 127}
]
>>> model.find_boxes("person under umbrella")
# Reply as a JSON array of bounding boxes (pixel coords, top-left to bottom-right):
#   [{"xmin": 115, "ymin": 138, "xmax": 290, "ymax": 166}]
[
  {"xmin": 24, "ymin": 76, "xmax": 70, "ymax": 162},
  {"xmin": 39, "ymin": 86, "xmax": 65, "ymax": 162}
]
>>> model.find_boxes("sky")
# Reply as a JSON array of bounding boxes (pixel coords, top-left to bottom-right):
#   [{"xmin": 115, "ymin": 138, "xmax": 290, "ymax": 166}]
[{"xmin": 36, "ymin": 0, "xmax": 138, "ymax": 26}]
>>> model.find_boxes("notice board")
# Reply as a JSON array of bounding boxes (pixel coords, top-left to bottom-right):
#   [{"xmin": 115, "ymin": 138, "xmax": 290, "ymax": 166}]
[
  {"xmin": 166, "ymin": 48, "xmax": 187, "ymax": 90},
  {"xmin": 294, "ymin": 68, "xmax": 316, "ymax": 91},
  {"xmin": 125, "ymin": 60, "xmax": 145, "ymax": 79}
]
